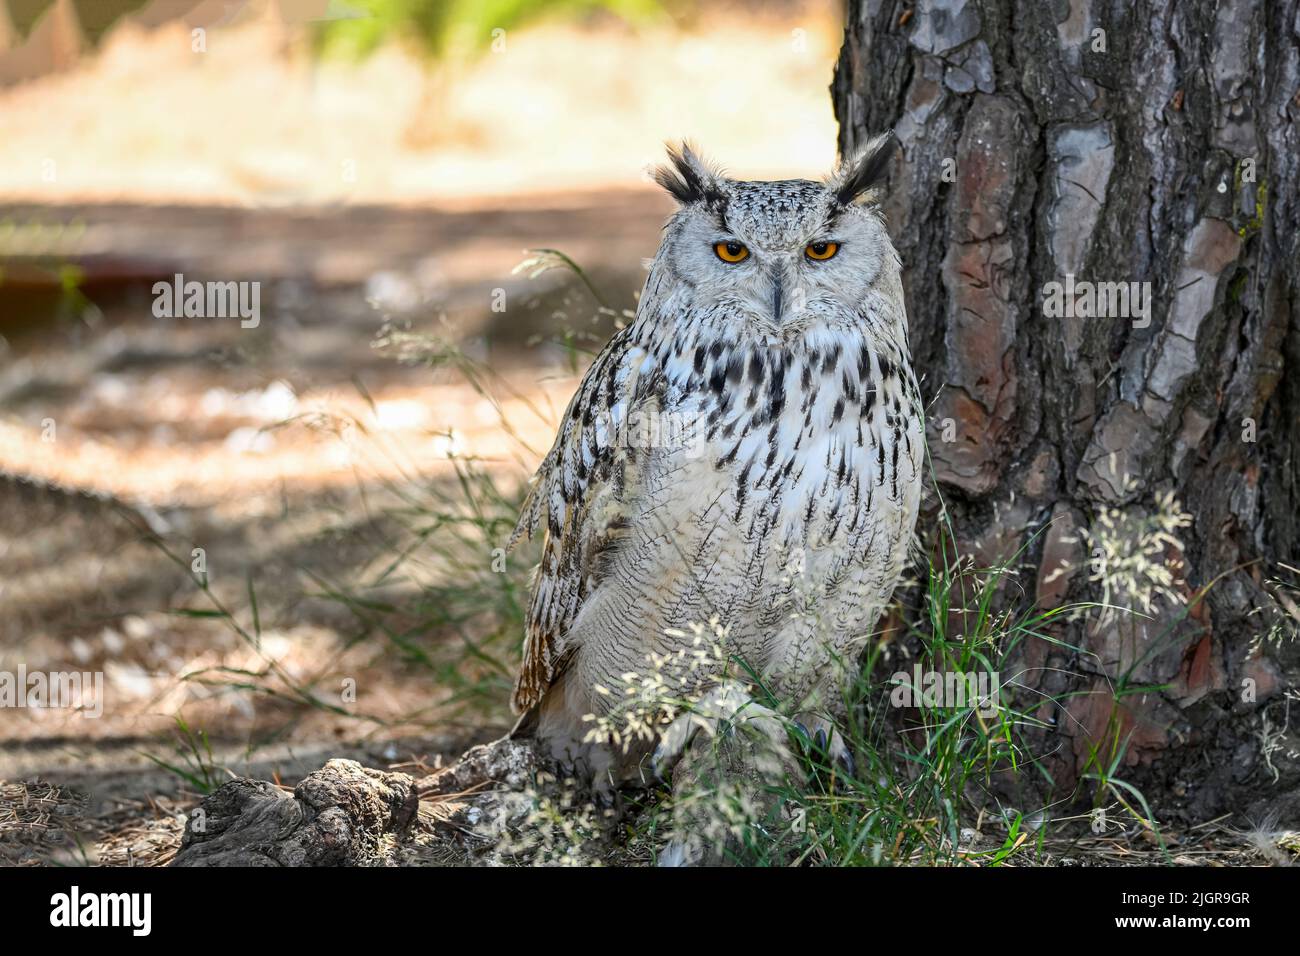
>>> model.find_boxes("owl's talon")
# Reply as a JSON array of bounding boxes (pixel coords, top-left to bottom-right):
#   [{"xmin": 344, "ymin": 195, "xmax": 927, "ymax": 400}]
[
  {"xmin": 650, "ymin": 744, "xmax": 673, "ymax": 783},
  {"xmin": 652, "ymin": 682, "xmax": 792, "ymax": 784},
  {"xmin": 794, "ymin": 714, "xmax": 854, "ymax": 786},
  {"xmin": 651, "ymin": 745, "xmax": 677, "ymax": 784},
  {"xmin": 838, "ymin": 745, "xmax": 855, "ymax": 780},
  {"xmin": 651, "ymin": 715, "xmax": 701, "ymax": 781}
]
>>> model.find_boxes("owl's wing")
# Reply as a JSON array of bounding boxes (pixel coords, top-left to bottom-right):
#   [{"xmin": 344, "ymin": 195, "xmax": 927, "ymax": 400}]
[{"xmin": 508, "ymin": 329, "xmax": 661, "ymax": 713}]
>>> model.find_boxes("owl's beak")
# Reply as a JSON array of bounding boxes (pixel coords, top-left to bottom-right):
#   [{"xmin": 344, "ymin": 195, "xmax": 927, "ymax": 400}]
[{"xmin": 768, "ymin": 262, "xmax": 794, "ymax": 325}]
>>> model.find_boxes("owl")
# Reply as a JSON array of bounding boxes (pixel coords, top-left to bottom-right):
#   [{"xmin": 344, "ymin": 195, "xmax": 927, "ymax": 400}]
[{"xmin": 506, "ymin": 135, "xmax": 922, "ymax": 794}]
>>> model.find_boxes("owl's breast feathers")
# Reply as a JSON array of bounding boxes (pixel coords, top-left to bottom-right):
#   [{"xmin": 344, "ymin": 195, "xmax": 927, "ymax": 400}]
[{"xmin": 509, "ymin": 309, "xmax": 921, "ymax": 714}]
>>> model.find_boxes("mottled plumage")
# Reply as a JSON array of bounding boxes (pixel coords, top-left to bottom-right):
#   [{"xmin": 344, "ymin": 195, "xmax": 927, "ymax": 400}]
[{"xmin": 510, "ymin": 136, "xmax": 922, "ymax": 783}]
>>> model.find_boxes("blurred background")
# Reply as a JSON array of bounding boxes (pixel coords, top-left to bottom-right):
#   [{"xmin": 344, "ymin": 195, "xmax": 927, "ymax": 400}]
[{"xmin": 0, "ymin": 0, "xmax": 843, "ymax": 862}]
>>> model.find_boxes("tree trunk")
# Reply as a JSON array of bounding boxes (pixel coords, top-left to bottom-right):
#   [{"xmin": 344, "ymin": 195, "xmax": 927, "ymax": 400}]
[{"xmin": 833, "ymin": 0, "xmax": 1300, "ymax": 822}]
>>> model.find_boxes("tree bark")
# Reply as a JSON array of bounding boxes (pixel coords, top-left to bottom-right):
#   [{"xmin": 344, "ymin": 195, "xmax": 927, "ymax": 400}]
[{"xmin": 833, "ymin": 0, "xmax": 1300, "ymax": 821}]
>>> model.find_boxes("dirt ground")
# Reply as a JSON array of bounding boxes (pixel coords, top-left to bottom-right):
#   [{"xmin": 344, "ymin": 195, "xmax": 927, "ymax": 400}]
[{"xmin": 0, "ymin": 187, "xmax": 667, "ymax": 862}]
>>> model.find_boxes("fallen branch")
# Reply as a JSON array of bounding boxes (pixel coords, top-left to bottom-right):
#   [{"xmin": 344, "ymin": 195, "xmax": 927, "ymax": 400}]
[
  {"xmin": 173, "ymin": 759, "xmax": 418, "ymax": 867},
  {"xmin": 172, "ymin": 740, "xmax": 537, "ymax": 867}
]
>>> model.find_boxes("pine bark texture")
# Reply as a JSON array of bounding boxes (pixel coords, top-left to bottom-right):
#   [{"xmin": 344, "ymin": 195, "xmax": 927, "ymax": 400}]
[{"xmin": 833, "ymin": 0, "xmax": 1299, "ymax": 820}]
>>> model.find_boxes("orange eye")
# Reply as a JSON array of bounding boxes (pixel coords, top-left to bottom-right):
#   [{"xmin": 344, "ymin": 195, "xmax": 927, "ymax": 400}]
[
  {"xmin": 714, "ymin": 241, "xmax": 749, "ymax": 263},
  {"xmin": 805, "ymin": 241, "xmax": 840, "ymax": 261}
]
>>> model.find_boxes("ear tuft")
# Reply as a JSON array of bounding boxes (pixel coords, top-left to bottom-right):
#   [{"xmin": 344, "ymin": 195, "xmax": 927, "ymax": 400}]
[
  {"xmin": 828, "ymin": 131, "xmax": 898, "ymax": 206},
  {"xmin": 652, "ymin": 141, "xmax": 724, "ymax": 206}
]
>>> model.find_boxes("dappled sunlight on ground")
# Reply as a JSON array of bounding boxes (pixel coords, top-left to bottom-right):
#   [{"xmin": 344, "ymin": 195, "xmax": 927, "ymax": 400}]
[{"xmin": 0, "ymin": 368, "xmax": 580, "ymax": 503}]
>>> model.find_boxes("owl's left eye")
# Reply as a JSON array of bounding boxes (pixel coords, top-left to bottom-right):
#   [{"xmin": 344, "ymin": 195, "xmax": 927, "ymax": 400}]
[{"xmin": 805, "ymin": 241, "xmax": 840, "ymax": 261}]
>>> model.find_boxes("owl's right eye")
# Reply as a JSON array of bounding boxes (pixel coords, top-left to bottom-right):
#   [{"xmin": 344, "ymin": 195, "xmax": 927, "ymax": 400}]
[{"xmin": 714, "ymin": 241, "xmax": 749, "ymax": 263}]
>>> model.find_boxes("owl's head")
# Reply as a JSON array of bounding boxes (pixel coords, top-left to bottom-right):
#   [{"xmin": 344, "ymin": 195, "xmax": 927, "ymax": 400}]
[{"xmin": 649, "ymin": 134, "xmax": 901, "ymax": 339}]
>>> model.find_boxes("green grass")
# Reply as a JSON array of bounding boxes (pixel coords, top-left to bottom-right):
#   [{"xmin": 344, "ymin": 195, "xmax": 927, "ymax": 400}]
[
  {"xmin": 142, "ymin": 715, "xmax": 222, "ymax": 795},
  {"xmin": 313, "ymin": 0, "xmax": 671, "ymax": 62}
]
